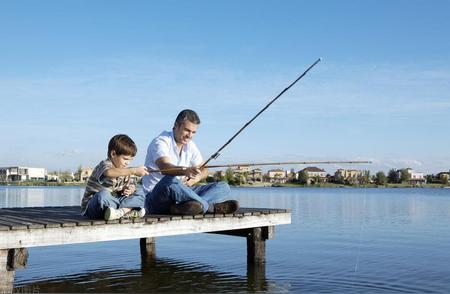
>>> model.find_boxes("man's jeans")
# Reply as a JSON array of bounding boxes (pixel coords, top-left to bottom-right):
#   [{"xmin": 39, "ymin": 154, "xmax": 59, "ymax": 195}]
[
  {"xmin": 84, "ymin": 189, "xmax": 145, "ymax": 219},
  {"xmin": 145, "ymin": 176, "xmax": 230, "ymax": 214}
]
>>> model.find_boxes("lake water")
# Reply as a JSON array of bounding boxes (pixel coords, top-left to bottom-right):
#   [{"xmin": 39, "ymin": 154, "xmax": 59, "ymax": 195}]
[{"xmin": 1, "ymin": 186, "xmax": 450, "ymax": 293}]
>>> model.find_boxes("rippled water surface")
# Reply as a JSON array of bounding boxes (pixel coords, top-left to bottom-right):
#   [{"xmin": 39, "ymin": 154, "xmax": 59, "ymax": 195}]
[{"xmin": 1, "ymin": 186, "xmax": 450, "ymax": 293}]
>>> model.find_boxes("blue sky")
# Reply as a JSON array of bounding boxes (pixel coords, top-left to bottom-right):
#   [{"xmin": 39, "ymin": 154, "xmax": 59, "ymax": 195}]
[{"xmin": 1, "ymin": 0, "xmax": 449, "ymax": 174}]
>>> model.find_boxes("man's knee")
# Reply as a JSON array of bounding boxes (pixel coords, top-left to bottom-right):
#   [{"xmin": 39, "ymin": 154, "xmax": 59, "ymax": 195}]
[
  {"xmin": 215, "ymin": 181, "xmax": 230, "ymax": 193},
  {"xmin": 160, "ymin": 175, "xmax": 180, "ymax": 186}
]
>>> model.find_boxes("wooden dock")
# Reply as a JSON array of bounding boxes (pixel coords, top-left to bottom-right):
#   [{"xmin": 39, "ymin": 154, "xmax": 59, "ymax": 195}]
[{"xmin": 0, "ymin": 206, "xmax": 291, "ymax": 292}]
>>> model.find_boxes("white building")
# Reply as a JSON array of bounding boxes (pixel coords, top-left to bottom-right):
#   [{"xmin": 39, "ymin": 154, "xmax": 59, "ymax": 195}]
[
  {"xmin": 266, "ymin": 169, "xmax": 287, "ymax": 183},
  {"xmin": 300, "ymin": 167, "xmax": 327, "ymax": 184},
  {"xmin": 400, "ymin": 168, "xmax": 425, "ymax": 181},
  {"xmin": 0, "ymin": 166, "xmax": 47, "ymax": 182},
  {"xmin": 301, "ymin": 167, "xmax": 327, "ymax": 178}
]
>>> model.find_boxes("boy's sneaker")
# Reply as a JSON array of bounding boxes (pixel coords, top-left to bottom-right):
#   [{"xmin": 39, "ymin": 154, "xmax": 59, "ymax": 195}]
[
  {"xmin": 169, "ymin": 200, "xmax": 203, "ymax": 215},
  {"xmin": 213, "ymin": 200, "xmax": 240, "ymax": 214},
  {"xmin": 104, "ymin": 207, "xmax": 126, "ymax": 221},
  {"xmin": 123, "ymin": 208, "xmax": 146, "ymax": 219}
]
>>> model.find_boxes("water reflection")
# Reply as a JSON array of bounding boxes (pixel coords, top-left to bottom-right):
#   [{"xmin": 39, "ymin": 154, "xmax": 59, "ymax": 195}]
[
  {"xmin": 0, "ymin": 186, "xmax": 83, "ymax": 208},
  {"xmin": 3, "ymin": 186, "xmax": 450, "ymax": 293},
  {"xmin": 15, "ymin": 257, "xmax": 274, "ymax": 293}
]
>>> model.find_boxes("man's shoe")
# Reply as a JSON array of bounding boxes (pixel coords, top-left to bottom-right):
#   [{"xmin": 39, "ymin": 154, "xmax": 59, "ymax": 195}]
[
  {"xmin": 104, "ymin": 207, "xmax": 126, "ymax": 220},
  {"xmin": 169, "ymin": 200, "xmax": 203, "ymax": 215},
  {"xmin": 123, "ymin": 208, "xmax": 146, "ymax": 219},
  {"xmin": 213, "ymin": 200, "xmax": 240, "ymax": 214}
]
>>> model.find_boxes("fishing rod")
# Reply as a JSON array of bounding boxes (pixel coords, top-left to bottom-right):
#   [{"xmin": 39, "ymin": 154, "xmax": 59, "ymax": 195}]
[
  {"xmin": 201, "ymin": 58, "xmax": 322, "ymax": 168},
  {"xmin": 149, "ymin": 160, "xmax": 371, "ymax": 173}
]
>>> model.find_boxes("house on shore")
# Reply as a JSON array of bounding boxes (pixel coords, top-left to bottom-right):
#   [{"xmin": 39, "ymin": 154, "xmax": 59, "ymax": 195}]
[
  {"xmin": 74, "ymin": 167, "xmax": 93, "ymax": 182},
  {"xmin": 249, "ymin": 168, "xmax": 263, "ymax": 182},
  {"xmin": 265, "ymin": 169, "xmax": 287, "ymax": 183},
  {"xmin": 437, "ymin": 172, "xmax": 450, "ymax": 181},
  {"xmin": 400, "ymin": 168, "xmax": 425, "ymax": 185},
  {"xmin": 335, "ymin": 169, "xmax": 370, "ymax": 184},
  {"xmin": 0, "ymin": 166, "xmax": 47, "ymax": 182},
  {"xmin": 300, "ymin": 167, "xmax": 327, "ymax": 184}
]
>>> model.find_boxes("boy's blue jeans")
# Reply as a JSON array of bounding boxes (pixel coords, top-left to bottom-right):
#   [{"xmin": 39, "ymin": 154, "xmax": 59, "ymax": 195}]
[
  {"xmin": 145, "ymin": 176, "xmax": 230, "ymax": 214},
  {"xmin": 84, "ymin": 189, "xmax": 145, "ymax": 219}
]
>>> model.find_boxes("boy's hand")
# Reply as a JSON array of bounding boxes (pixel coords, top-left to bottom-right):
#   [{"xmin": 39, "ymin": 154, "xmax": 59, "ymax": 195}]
[
  {"xmin": 133, "ymin": 166, "xmax": 149, "ymax": 177},
  {"xmin": 122, "ymin": 184, "xmax": 136, "ymax": 196}
]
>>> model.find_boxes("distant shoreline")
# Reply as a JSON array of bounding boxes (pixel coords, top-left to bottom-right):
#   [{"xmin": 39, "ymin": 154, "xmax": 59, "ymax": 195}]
[
  {"xmin": 234, "ymin": 182, "xmax": 449, "ymax": 189},
  {"xmin": 1, "ymin": 181, "xmax": 448, "ymax": 189}
]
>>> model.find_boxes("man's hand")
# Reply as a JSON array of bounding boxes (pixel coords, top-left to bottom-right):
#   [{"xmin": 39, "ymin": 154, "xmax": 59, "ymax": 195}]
[
  {"xmin": 133, "ymin": 166, "xmax": 149, "ymax": 177},
  {"xmin": 184, "ymin": 166, "xmax": 201, "ymax": 179},
  {"xmin": 182, "ymin": 174, "xmax": 202, "ymax": 187}
]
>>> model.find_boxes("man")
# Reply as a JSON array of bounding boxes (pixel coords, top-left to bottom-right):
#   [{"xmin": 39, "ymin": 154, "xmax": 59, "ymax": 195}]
[{"xmin": 143, "ymin": 109, "xmax": 239, "ymax": 215}]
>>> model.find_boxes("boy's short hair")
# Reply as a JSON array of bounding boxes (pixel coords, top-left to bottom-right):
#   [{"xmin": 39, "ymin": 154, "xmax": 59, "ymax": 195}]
[
  {"xmin": 107, "ymin": 134, "xmax": 137, "ymax": 159},
  {"xmin": 175, "ymin": 109, "xmax": 201, "ymax": 125}
]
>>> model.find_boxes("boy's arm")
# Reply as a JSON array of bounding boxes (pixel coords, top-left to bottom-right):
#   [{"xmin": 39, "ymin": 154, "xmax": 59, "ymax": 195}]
[{"xmin": 104, "ymin": 166, "xmax": 149, "ymax": 178}]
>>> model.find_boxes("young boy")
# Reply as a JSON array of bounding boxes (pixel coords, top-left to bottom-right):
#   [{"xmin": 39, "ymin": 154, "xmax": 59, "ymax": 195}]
[{"xmin": 81, "ymin": 134, "xmax": 149, "ymax": 220}]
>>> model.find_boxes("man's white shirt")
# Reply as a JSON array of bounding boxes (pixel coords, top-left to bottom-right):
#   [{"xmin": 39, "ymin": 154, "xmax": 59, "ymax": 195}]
[{"xmin": 142, "ymin": 130, "xmax": 203, "ymax": 195}]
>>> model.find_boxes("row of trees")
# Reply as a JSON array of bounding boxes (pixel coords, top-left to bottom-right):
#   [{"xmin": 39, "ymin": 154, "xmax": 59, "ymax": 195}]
[
  {"xmin": 208, "ymin": 168, "xmax": 449, "ymax": 186},
  {"xmin": 296, "ymin": 168, "xmax": 448, "ymax": 186},
  {"xmin": 207, "ymin": 169, "xmax": 246, "ymax": 185}
]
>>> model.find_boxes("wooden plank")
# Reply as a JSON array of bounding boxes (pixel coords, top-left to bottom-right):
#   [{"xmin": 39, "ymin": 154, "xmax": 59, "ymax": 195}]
[
  {"xmin": 0, "ymin": 215, "xmax": 45, "ymax": 229},
  {"xmin": 0, "ymin": 213, "xmax": 50, "ymax": 225},
  {"xmin": 145, "ymin": 218, "xmax": 157, "ymax": 224},
  {"xmin": 0, "ymin": 218, "xmax": 28, "ymax": 230},
  {"xmin": 0, "ymin": 207, "xmax": 85, "ymax": 228},
  {"xmin": 0, "ymin": 212, "xmax": 291, "ymax": 249}
]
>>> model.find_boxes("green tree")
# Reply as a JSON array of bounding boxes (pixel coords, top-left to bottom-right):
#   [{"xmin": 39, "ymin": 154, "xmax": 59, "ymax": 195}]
[
  {"xmin": 400, "ymin": 169, "xmax": 410, "ymax": 182},
  {"xmin": 298, "ymin": 171, "xmax": 309, "ymax": 185},
  {"xmin": 357, "ymin": 170, "xmax": 370, "ymax": 185},
  {"xmin": 59, "ymin": 170, "xmax": 74, "ymax": 182},
  {"xmin": 225, "ymin": 168, "xmax": 235, "ymax": 185},
  {"xmin": 387, "ymin": 169, "xmax": 399, "ymax": 183},
  {"xmin": 442, "ymin": 176, "xmax": 449, "ymax": 185},
  {"xmin": 375, "ymin": 171, "xmax": 387, "ymax": 185},
  {"xmin": 212, "ymin": 171, "xmax": 223, "ymax": 182}
]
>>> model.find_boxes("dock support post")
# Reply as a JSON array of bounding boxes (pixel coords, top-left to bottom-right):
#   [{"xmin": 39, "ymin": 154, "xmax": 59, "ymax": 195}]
[
  {"xmin": 246, "ymin": 227, "xmax": 273, "ymax": 291},
  {"xmin": 247, "ymin": 226, "xmax": 274, "ymax": 264},
  {"xmin": 140, "ymin": 237, "xmax": 156, "ymax": 264},
  {"xmin": 1, "ymin": 248, "xmax": 28, "ymax": 293},
  {"xmin": 1, "ymin": 249, "xmax": 14, "ymax": 294}
]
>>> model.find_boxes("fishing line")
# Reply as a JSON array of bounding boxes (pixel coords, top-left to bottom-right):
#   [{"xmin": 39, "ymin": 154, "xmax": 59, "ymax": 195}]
[{"xmin": 202, "ymin": 58, "xmax": 322, "ymax": 167}]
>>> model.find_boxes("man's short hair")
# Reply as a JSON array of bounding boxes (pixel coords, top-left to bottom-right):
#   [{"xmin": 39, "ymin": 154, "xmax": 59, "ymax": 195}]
[
  {"xmin": 175, "ymin": 109, "xmax": 201, "ymax": 125},
  {"xmin": 107, "ymin": 134, "xmax": 137, "ymax": 159}
]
